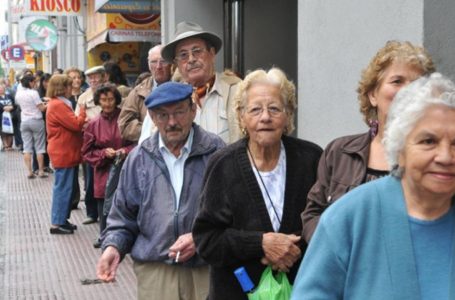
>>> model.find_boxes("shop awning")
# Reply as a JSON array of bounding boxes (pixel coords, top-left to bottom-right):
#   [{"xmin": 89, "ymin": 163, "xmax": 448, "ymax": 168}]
[
  {"xmin": 95, "ymin": 0, "xmax": 160, "ymax": 14},
  {"xmin": 87, "ymin": 28, "xmax": 161, "ymax": 51}
]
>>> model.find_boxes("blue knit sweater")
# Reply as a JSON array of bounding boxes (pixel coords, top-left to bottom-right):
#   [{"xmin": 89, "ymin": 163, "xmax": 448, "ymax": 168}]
[{"xmin": 291, "ymin": 176, "xmax": 455, "ymax": 300}]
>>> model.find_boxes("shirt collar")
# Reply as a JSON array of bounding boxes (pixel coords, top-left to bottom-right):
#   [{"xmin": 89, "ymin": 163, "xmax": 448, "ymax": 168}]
[{"xmin": 158, "ymin": 127, "xmax": 194, "ymax": 158}]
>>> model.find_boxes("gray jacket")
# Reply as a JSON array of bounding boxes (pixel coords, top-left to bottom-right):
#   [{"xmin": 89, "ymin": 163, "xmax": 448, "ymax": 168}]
[{"xmin": 101, "ymin": 123, "xmax": 225, "ymax": 267}]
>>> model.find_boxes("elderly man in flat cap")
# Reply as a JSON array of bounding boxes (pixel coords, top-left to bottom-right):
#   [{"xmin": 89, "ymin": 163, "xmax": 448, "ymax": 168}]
[
  {"xmin": 75, "ymin": 66, "xmax": 106, "ymax": 120},
  {"xmin": 140, "ymin": 21, "xmax": 242, "ymax": 144},
  {"xmin": 76, "ymin": 65, "xmax": 107, "ymax": 226},
  {"xmin": 97, "ymin": 82, "xmax": 225, "ymax": 300}
]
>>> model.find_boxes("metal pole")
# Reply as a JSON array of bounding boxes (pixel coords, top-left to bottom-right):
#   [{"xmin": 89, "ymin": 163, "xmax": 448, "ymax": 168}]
[
  {"xmin": 231, "ymin": 0, "xmax": 244, "ymax": 76},
  {"xmin": 223, "ymin": 0, "xmax": 232, "ymax": 69}
]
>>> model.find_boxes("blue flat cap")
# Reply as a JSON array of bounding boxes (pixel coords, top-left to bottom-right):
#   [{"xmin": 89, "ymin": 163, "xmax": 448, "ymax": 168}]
[{"xmin": 145, "ymin": 82, "xmax": 193, "ymax": 109}]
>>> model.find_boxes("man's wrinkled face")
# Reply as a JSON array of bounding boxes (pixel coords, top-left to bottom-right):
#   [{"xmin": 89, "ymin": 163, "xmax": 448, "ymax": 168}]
[
  {"xmin": 148, "ymin": 47, "xmax": 172, "ymax": 85},
  {"xmin": 174, "ymin": 37, "xmax": 216, "ymax": 87},
  {"xmin": 150, "ymin": 100, "xmax": 196, "ymax": 150},
  {"xmin": 87, "ymin": 73, "xmax": 105, "ymax": 90}
]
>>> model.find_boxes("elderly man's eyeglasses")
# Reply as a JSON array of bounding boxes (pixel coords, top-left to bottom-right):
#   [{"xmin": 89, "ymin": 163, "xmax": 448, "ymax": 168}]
[
  {"xmin": 245, "ymin": 105, "xmax": 286, "ymax": 117},
  {"xmin": 149, "ymin": 59, "xmax": 170, "ymax": 66},
  {"xmin": 175, "ymin": 47, "xmax": 207, "ymax": 63},
  {"xmin": 153, "ymin": 106, "xmax": 191, "ymax": 123}
]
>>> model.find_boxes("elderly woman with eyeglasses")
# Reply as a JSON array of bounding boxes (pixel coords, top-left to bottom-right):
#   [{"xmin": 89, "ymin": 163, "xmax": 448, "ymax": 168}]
[
  {"xmin": 192, "ymin": 68, "xmax": 322, "ymax": 300},
  {"xmin": 291, "ymin": 73, "xmax": 455, "ymax": 300}
]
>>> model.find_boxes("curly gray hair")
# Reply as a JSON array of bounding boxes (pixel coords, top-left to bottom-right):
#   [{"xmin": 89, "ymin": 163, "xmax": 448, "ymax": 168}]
[{"xmin": 384, "ymin": 73, "xmax": 455, "ymax": 176}]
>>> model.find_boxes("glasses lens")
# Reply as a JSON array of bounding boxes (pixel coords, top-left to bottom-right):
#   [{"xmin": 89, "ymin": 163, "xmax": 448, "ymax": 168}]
[{"xmin": 176, "ymin": 48, "xmax": 206, "ymax": 62}]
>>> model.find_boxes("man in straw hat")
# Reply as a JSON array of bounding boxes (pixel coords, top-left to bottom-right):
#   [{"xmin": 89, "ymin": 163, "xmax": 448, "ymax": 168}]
[
  {"xmin": 97, "ymin": 82, "xmax": 225, "ymax": 299},
  {"xmin": 160, "ymin": 21, "xmax": 242, "ymax": 144}
]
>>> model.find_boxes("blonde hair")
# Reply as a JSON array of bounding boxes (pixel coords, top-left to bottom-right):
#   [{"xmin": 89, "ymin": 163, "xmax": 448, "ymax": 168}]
[
  {"xmin": 234, "ymin": 67, "xmax": 296, "ymax": 136},
  {"xmin": 46, "ymin": 75, "xmax": 73, "ymax": 98},
  {"xmin": 357, "ymin": 40, "xmax": 435, "ymax": 125}
]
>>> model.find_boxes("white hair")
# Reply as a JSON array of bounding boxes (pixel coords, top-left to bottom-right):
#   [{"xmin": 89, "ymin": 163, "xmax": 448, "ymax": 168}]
[
  {"xmin": 384, "ymin": 73, "xmax": 455, "ymax": 176},
  {"xmin": 148, "ymin": 44, "xmax": 162, "ymax": 56}
]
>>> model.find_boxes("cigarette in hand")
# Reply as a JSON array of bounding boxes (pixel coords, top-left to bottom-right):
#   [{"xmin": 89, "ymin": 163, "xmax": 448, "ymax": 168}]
[{"xmin": 175, "ymin": 251, "xmax": 181, "ymax": 263}]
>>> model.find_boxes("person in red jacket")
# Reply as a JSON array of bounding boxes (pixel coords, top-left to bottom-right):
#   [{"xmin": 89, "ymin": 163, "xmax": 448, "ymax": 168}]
[
  {"xmin": 46, "ymin": 75, "xmax": 87, "ymax": 234},
  {"xmin": 82, "ymin": 84, "xmax": 135, "ymax": 247}
]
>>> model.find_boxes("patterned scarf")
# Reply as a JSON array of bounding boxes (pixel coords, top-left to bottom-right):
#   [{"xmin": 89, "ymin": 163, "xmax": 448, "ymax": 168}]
[{"xmin": 193, "ymin": 75, "xmax": 216, "ymax": 107}]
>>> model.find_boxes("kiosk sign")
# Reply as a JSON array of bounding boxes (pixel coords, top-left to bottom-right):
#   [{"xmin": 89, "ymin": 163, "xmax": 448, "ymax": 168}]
[
  {"xmin": 26, "ymin": 20, "xmax": 58, "ymax": 51},
  {"xmin": 25, "ymin": 0, "xmax": 85, "ymax": 16}
]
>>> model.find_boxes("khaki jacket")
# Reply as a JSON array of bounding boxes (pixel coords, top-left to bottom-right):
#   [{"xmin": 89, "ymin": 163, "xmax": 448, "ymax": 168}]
[
  {"xmin": 196, "ymin": 71, "xmax": 242, "ymax": 144},
  {"xmin": 75, "ymin": 88, "xmax": 101, "ymax": 121},
  {"xmin": 117, "ymin": 76, "xmax": 154, "ymax": 142},
  {"xmin": 220, "ymin": 71, "xmax": 242, "ymax": 143}
]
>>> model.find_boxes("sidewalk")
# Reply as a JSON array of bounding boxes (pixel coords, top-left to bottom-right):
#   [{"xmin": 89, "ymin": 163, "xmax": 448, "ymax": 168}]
[{"xmin": 0, "ymin": 150, "xmax": 136, "ymax": 299}]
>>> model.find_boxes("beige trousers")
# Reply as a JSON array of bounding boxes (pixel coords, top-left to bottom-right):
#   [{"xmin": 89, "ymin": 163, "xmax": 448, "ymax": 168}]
[{"xmin": 133, "ymin": 261, "xmax": 209, "ymax": 300}]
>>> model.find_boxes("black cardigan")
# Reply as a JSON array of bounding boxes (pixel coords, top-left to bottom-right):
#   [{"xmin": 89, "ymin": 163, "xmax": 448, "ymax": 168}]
[{"xmin": 193, "ymin": 136, "xmax": 322, "ymax": 300}]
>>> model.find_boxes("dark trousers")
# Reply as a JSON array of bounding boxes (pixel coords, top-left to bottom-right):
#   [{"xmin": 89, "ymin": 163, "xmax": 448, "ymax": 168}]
[
  {"xmin": 69, "ymin": 166, "xmax": 80, "ymax": 211},
  {"xmin": 97, "ymin": 198, "xmax": 107, "ymax": 235},
  {"xmin": 12, "ymin": 118, "xmax": 22, "ymax": 148},
  {"xmin": 83, "ymin": 163, "xmax": 98, "ymax": 220},
  {"xmin": 32, "ymin": 151, "xmax": 50, "ymax": 171}
]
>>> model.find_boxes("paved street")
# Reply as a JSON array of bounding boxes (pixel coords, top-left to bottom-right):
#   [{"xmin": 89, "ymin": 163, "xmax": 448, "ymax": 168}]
[{"xmin": 0, "ymin": 150, "xmax": 137, "ymax": 299}]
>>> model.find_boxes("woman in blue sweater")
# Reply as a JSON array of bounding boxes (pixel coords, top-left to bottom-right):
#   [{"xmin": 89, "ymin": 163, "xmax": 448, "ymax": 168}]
[{"xmin": 292, "ymin": 73, "xmax": 455, "ymax": 300}]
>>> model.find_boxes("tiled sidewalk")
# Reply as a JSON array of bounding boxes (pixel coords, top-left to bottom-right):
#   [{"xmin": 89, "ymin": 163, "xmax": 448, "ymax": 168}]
[{"xmin": 0, "ymin": 150, "xmax": 136, "ymax": 299}]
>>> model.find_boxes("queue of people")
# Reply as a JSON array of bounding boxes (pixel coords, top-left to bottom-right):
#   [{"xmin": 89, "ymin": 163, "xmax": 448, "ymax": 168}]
[
  {"xmin": 98, "ymin": 24, "xmax": 454, "ymax": 300},
  {"xmin": 2, "ymin": 20, "xmax": 454, "ymax": 300}
]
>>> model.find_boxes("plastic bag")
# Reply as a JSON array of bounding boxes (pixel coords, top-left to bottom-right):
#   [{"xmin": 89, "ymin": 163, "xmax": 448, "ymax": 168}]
[
  {"xmin": 2, "ymin": 112, "xmax": 14, "ymax": 134},
  {"xmin": 248, "ymin": 266, "xmax": 292, "ymax": 300}
]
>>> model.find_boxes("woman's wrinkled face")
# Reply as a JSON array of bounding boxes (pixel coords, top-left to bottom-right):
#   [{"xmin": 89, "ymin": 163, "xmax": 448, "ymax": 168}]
[
  {"xmin": 99, "ymin": 91, "xmax": 117, "ymax": 114},
  {"xmin": 400, "ymin": 105, "xmax": 455, "ymax": 202},
  {"xmin": 241, "ymin": 83, "xmax": 287, "ymax": 148},
  {"xmin": 369, "ymin": 61, "xmax": 423, "ymax": 127}
]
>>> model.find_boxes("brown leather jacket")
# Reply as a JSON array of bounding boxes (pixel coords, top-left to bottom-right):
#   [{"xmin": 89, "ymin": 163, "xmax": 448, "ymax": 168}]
[
  {"xmin": 301, "ymin": 132, "xmax": 371, "ymax": 242},
  {"xmin": 117, "ymin": 76, "xmax": 153, "ymax": 142}
]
